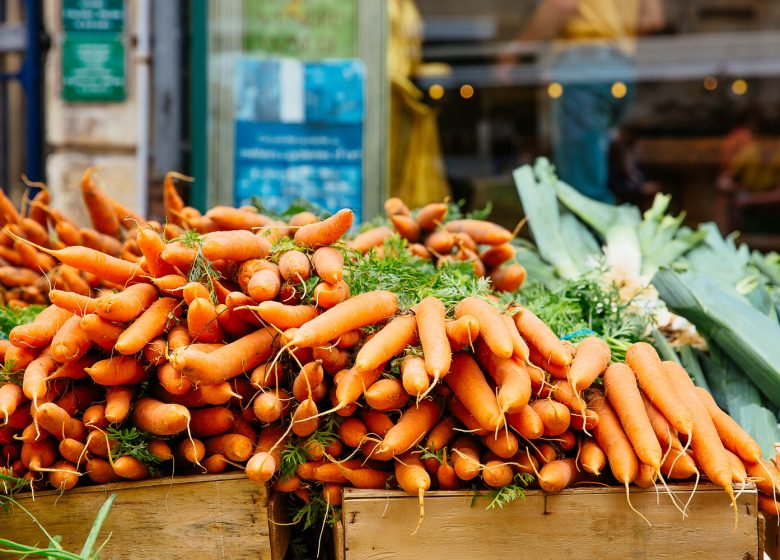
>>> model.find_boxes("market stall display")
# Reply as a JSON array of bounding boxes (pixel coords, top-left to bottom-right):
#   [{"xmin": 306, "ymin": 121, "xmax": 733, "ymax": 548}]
[{"xmin": 0, "ymin": 166, "xmax": 778, "ymax": 559}]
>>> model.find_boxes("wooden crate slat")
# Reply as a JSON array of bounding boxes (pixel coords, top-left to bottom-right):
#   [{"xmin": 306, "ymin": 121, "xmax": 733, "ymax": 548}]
[
  {"xmin": 341, "ymin": 484, "xmax": 760, "ymax": 560},
  {"xmin": 1, "ymin": 473, "xmax": 276, "ymax": 560}
]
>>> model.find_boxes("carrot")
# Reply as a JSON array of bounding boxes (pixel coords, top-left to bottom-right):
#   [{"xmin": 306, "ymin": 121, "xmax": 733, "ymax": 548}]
[
  {"xmin": 252, "ymin": 302, "xmax": 318, "ymax": 330},
  {"xmin": 603, "ymin": 362, "xmax": 662, "ymax": 474},
  {"xmin": 568, "ymin": 336, "xmax": 611, "ymax": 397},
  {"xmin": 21, "ymin": 438, "xmax": 57, "ymax": 472},
  {"xmin": 489, "ymin": 263, "xmax": 526, "ymax": 292},
  {"xmin": 531, "ymin": 399, "xmax": 571, "ymax": 437},
  {"xmin": 579, "ymin": 438, "xmax": 607, "ymax": 476},
  {"xmin": 246, "ymin": 451, "xmax": 276, "ymax": 482},
  {"xmin": 289, "ymin": 398, "xmax": 318, "ymax": 437},
  {"xmin": 81, "ymin": 168, "xmax": 121, "ymax": 237},
  {"xmin": 312, "ymin": 345, "xmax": 350, "ymax": 375},
  {"xmin": 206, "ymin": 206, "xmax": 271, "ymax": 230},
  {"xmin": 452, "ymin": 437, "xmax": 482, "ymax": 481},
  {"xmin": 250, "ymin": 362, "xmax": 284, "ymax": 388},
  {"xmin": 49, "ymin": 290, "xmax": 97, "ymax": 316},
  {"xmin": 415, "ymin": 203, "xmax": 447, "ymax": 231},
  {"xmin": 694, "ymin": 386, "xmax": 762, "ymax": 464},
  {"xmin": 312, "ymin": 279, "xmax": 350, "ymax": 309},
  {"xmin": 199, "ymin": 381, "xmax": 241, "ymax": 405},
  {"xmin": 288, "ymin": 211, "xmax": 318, "ymax": 228},
  {"xmin": 105, "ymin": 386, "xmax": 135, "ymax": 424},
  {"xmin": 85, "ymin": 429, "xmax": 115, "ymax": 458},
  {"xmin": 480, "ymin": 243, "xmax": 515, "ymax": 270},
  {"xmin": 506, "ymin": 404, "xmax": 545, "ymax": 440},
  {"xmin": 277, "ymin": 250, "xmax": 310, "ymax": 284},
  {"xmin": 539, "ymin": 380, "xmax": 582, "ymax": 413},
  {"xmin": 339, "ymin": 465, "xmax": 391, "ymax": 489},
  {"xmin": 482, "ymin": 431, "xmax": 519, "ymax": 459},
  {"xmin": 34, "ymin": 403, "xmax": 86, "ymax": 441},
  {"xmin": 82, "ymin": 404, "xmax": 107, "ymax": 430},
  {"xmin": 79, "ymin": 314, "xmax": 124, "ymax": 352},
  {"xmin": 390, "ymin": 214, "xmax": 420, "ymax": 242},
  {"xmin": 479, "ymin": 459, "xmax": 512, "ymax": 489},
  {"xmin": 79, "ymin": 228, "xmax": 122, "ymax": 257},
  {"xmin": 395, "ymin": 451, "xmax": 430, "ymax": 534},
  {"xmin": 182, "ymin": 282, "xmax": 210, "ymax": 305},
  {"xmin": 294, "ymin": 208, "xmax": 354, "ymax": 248},
  {"xmin": 448, "ymin": 396, "xmax": 489, "ymax": 436},
  {"xmin": 350, "ymin": 226, "xmax": 394, "ymax": 254},
  {"xmin": 143, "ymin": 338, "xmax": 168, "ymax": 366},
  {"xmin": 171, "ymin": 327, "xmax": 275, "ymax": 384},
  {"xmin": 445, "ymin": 315, "xmax": 480, "ymax": 350},
  {"xmin": 83, "ymin": 457, "xmax": 118, "ymax": 484},
  {"xmin": 378, "ymin": 399, "xmax": 440, "ymax": 457},
  {"xmin": 724, "ymin": 449, "xmax": 747, "ymax": 484},
  {"xmin": 114, "ymin": 297, "xmax": 178, "ymax": 355},
  {"xmin": 538, "ymin": 458, "xmax": 581, "ymax": 493},
  {"xmin": 9, "ymin": 305, "xmax": 72, "ymax": 348},
  {"xmin": 246, "ymin": 268, "xmax": 281, "ymax": 303},
  {"xmin": 5, "ymin": 344, "xmax": 40, "ymax": 372},
  {"xmin": 237, "ymin": 259, "xmax": 276, "ymax": 292},
  {"xmin": 85, "ymin": 356, "xmax": 146, "ymax": 385},
  {"xmin": 365, "ymin": 378, "xmax": 409, "ymax": 411},
  {"xmin": 415, "ymin": 297, "xmax": 450, "ymax": 385},
  {"xmin": 445, "ymin": 352, "xmax": 503, "ymax": 431},
  {"xmin": 254, "ymin": 390, "xmax": 290, "ymax": 423},
  {"xmin": 445, "ymin": 219, "xmax": 512, "ymax": 245},
  {"xmin": 626, "ymin": 343, "xmax": 693, "ymax": 437},
  {"xmin": 48, "ymin": 460, "xmax": 80, "ymax": 491},
  {"xmin": 745, "ymin": 460, "xmax": 780, "ymax": 495},
  {"xmin": 110, "ymin": 198, "xmax": 145, "ymax": 229},
  {"xmin": 153, "ymin": 274, "xmax": 188, "ymax": 296},
  {"xmin": 205, "ymin": 433, "xmax": 254, "ymax": 461},
  {"xmin": 455, "ymin": 297, "xmax": 513, "ymax": 358},
  {"xmin": 177, "ymin": 438, "xmax": 206, "ymax": 464},
  {"xmin": 58, "ymin": 265, "xmax": 91, "ymax": 297},
  {"xmin": 23, "ymin": 354, "xmax": 56, "ymax": 404},
  {"xmin": 758, "ymin": 494, "xmax": 780, "ymax": 516},
  {"xmin": 197, "ymin": 230, "xmax": 271, "ymax": 262},
  {"xmin": 288, "ymin": 290, "xmax": 398, "ymax": 348},
  {"xmin": 588, "ymin": 393, "xmax": 639, "ymax": 484},
  {"xmin": 0, "ymin": 383, "xmax": 25, "ymax": 423},
  {"xmin": 663, "ymin": 361, "xmax": 734, "ymax": 498},
  {"xmin": 355, "ymin": 315, "xmax": 417, "ymax": 373},
  {"xmin": 474, "ymin": 339, "xmax": 531, "ymax": 414},
  {"xmin": 135, "ymin": 228, "xmax": 177, "ymax": 277},
  {"xmin": 96, "ymin": 283, "xmax": 159, "ymax": 323},
  {"xmin": 54, "ymin": 218, "xmax": 83, "ymax": 247},
  {"xmin": 292, "ymin": 361, "xmax": 325, "ymax": 402},
  {"xmin": 113, "ymin": 456, "xmax": 150, "ymax": 480},
  {"xmin": 312, "ymin": 247, "xmax": 344, "ymax": 284},
  {"xmin": 513, "ymin": 306, "xmax": 572, "ymax": 368},
  {"xmin": 143, "ymin": 440, "xmax": 172, "ymax": 462},
  {"xmin": 59, "ymin": 438, "xmax": 87, "ymax": 466},
  {"xmin": 384, "ymin": 197, "xmax": 410, "ymax": 217},
  {"xmin": 132, "ymin": 397, "xmax": 190, "ymax": 436},
  {"xmin": 186, "ymin": 297, "xmax": 224, "ymax": 344}
]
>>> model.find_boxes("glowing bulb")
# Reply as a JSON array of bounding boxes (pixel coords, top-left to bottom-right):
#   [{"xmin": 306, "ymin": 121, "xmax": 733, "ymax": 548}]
[
  {"xmin": 547, "ymin": 82, "xmax": 563, "ymax": 99},
  {"xmin": 459, "ymin": 84, "xmax": 474, "ymax": 99},
  {"xmin": 428, "ymin": 84, "xmax": 444, "ymax": 100},
  {"xmin": 732, "ymin": 79, "xmax": 748, "ymax": 95},
  {"xmin": 703, "ymin": 76, "xmax": 718, "ymax": 91},
  {"xmin": 611, "ymin": 81, "xmax": 628, "ymax": 99}
]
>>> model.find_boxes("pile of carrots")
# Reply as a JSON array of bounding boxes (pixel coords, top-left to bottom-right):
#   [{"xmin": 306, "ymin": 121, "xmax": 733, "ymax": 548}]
[
  {"xmin": 0, "ymin": 172, "xmax": 779, "ymax": 534},
  {"xmin": 351, "ymin": 198, "xmax": 526, "ymax": 292}
]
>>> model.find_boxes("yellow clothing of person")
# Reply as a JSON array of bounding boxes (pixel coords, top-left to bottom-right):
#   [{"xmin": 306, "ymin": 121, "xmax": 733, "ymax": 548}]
[
  {"xmin": 388, "ymin": 0, "xmax": 451, "ymax": 208},
  {"xmin": 559, "ymin": 0, "xmax": 641, "ymax": 54}
]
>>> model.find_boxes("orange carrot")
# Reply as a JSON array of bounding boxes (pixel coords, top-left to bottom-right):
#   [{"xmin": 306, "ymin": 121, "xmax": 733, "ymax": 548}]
[
  {"xmin": 474, "ymin": 338, "xmax": 531, "ymax": 414},
  {"xmin": 694, "ymin": 386, "xmax": 762, "ymax": 464},
  {"xmin": 96, "ymin": 283, "xmax": 159, "ymax": 323},
  {"xmin": 9, "ymin": 305, "xmax": 72, "ymax": 348},
  {"xmin": 365, "ymin": 378, "xmax": 409, "ymax": 411},
  {"xmin": 455, "ymin": 297, "xmax": 513, "ymax": 358},
  {"xmin": 355, "ymin": 315, "xmax": 416, "ymax": 373},
  {"xmin": 23, "ymin": 354, "xmax": 56, "ymax": 404},
  {"xmin": 445, "ymin": 219, "xmax": 512, "ymax": 245},
  {"xmin": 85, "ymin": 356, "xmax": 146, "ymax": 385},
  {"xmin": 626, "ymin": 343, "xmax": 693, "ymax": 438},
  {"xmin": 513, "ymin": 306, "xmax": 572, "ymax": 368},
  {"xmin": 506, "ymin": 404, "xmax": 545, "ymax": 440},
  {"xmin": 253, "ymin": 390, "xmax": 290, "ymax": 423},
  {"xmin": 445, "ymin": 315, "xmax": 480, "ymax": 350},
  {"xmin": 641, "ymin": 392, "xmax": 682, "ymax": 453},
  {"xmin": 197, "ymin": 230, "xmax": 271, "ymax": 262},
  {"xmin": 136, "ymin": 227, "xmax": 178, "ymax": 277},
  {"xmin": 480, "ymin": 459, "xmax": 513, "ymax": 488},
  {"xmin": 253, "ymin": 301, "xmax": 317, "ymax": 330},
  {"xmin": 292, "ymin": 398, "xmax": 320, "ymax": 437},
  {"xmin": 81, "ymin": 168, "xmax": 121, "ymax": 237},
  {"xmin": 604, "ymin": 362, "xmax": 662, "ymax": 473},
  {"xmin": 384, "ymin": 197, "xmax": 410, "ymax": 217},
  {"xmin": 177, "ymin": 438, "xmax": 206, "ymax": 464},
  {"xmin": 292, "ymin": 361, "xmax": 325, "ymax": 402},
  {"xmin": 246, "ymin": 451, "xmax": 276, "ymax": 482},
  {"xmin": 568, "ymin": 336, "xmax": 611, "ymax": 396},
  {"xmin": 312, "ymin": 247, "xmax": 344, "ymax": 284},
  {"xmin": 171, "ymin": 327, "xmax": 275, "ymax": 384},
  {"xmin": 390, "ymin": 214, "xmax": 420, "ymax": 242},
  {"xmin": 480, "ymin": 243, "xmax": 515, "ymax": 270},
  {"xmin": 114, "ymin": 297, "xmax": 178, "ymax": 355},
  {"xmin": 350, "ymin": 226, "xmax": 393, "ymax": 253},
  {"xmin": 531, "ymin": 399, "xmax": 571, "ymax": 437},
  {"xmin": 294, "ymin": 208, "xmax": 354, "ymax": 248},
  {"xmin": 48, "ymin": 460, "xmax": 79, "ymax": 491},
  {"xmin": 132, "ymin": 397, "xmax": 190, "ymax": 436},
  {"xmin": 415, "ymin": 297, "xmax": 450, "ymax": 384},
  {"xmin": 490, "ymin": 264, "xmax": 526, "ymax": 292},
  {"xmin": 34, "ymin": 403, "xmax": 86, "ymax": 441},
  {"xmin": 313, "ymin": 279, "xmax": 350, "ymax": 309},
  {"xmin": 445, "ymin": 352, "xmax": 503, "ymax": 431},
  {"xmin": 452, "ymin": 437, "xmax": 482, "ymax": 481},
  {"xmin": 186, "ymin": 297, "xmax": 224, "ymax": 344},
  {"xmin": 379, "ymin": 399, "xmax": 440, "ymax": 457},
  {"xmin": 84, "ymin": 457, "xmax": 120, "ymax": 484},
  {"xmin": 247, "ymin": 268, "xmax": 282, "ymax": 303},
  {"xmin": 589, "ymin": 393, "xmax": 639, "ymax": 485},
  {"xmin": 113, "ymin": 456, "xmax": 149, "ymax": 480},
  {"xmin": 202, "ymin": 433, "xmax": 254, "ymax": 462},
  {"xmin": 58, "ymin": 438, "xmax": 87, "ymax": 466},
  {"xmin": 448, "ymin": 396, "xmax": 490, "ymax": 437},
  {"xmin": 143, "ymin": 338, "xmax": 168, "ymax": 366},
  {"xmin": 49, "ymin": 290, "xmax": 97, "ymax": 316},
  {"xmin": 579, "ymin": 437, "xmax": 607, "ymax": 476},
  {"xmin": 80, "ymin": 314, "xmax": 124, "ymax": 351},
  {"xmin": 0, "ymin": 383, "xmax": 24, "ymax": 423},
  {"xmin": 278, "ymin": 250, "xmax": 311, "ymax": 284},
  {"xmin": 79, "ymin": 228, "xmax": 122, "ymax": 256},
  {"xmin": 288, "ymin": 211, "xmax": 318, "ymax": 227},
  {"xmin": 538, "ymin": 458, "xmax": 581, "ymax": 493},
  {"xmin": 203, "ymin": 453, "xmax": 228, "ymax": 474},
  {"xmin": 415, "ymin": 203, "xmax": 447, "ymax": 231},
  {"xmin": 206, "ymin": 206, "xmax": 271, "ymax": 230},
  {"xmin": 105, "ymin": 386, "xmax": 135, "ymax": 424},
  {"xmin": 153, "ymin": 274, "xmax": 189, "ymax": 296},
  {"xmin": 482, "ymin": 430, "xmax": 519, "ymax": 459},
  {"xmin": 395, "ymin": 451, "xmax": 430, "ymax": 534},
  {"xmin": 82, "ymin": 404, "xmax": 108, "ymax": 430},
  {"xmin": 182, "ymin": 282, "xmax": 210, "ymax": 305},
  {"xmin": 288, "ymin": 290, "xmax": 398, "ymax": 348}
]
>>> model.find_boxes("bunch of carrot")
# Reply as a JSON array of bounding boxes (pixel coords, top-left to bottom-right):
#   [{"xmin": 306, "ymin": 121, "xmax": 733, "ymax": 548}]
[
  {"xmin": 0, "ymin": 171, "xmax": 777, "ymax": 534},
  {"xmin": 350, "ymin": 198, "xmax": 527, "ymax": 293}
]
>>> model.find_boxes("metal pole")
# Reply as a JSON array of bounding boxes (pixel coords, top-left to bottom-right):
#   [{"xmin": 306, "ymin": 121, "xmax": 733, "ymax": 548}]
[{"xmin": 135, "ymin": 0, "xmax": 151, "ymax": 218}]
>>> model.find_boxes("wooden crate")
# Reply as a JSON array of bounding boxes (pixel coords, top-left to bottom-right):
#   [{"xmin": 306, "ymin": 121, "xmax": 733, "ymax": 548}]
[
  {"xmin": 339, "ymin": 484, "xmax": 762, "ymax": 560},
  {"xmin": 0, "ymin": 473, "xmax": 289, "ymax": 560}
]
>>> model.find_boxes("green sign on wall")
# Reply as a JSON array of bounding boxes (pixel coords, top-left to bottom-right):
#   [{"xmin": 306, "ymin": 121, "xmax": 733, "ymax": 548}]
[
  {"xmin": 62, "ymin": 32, "xmax": 125, "ymax": 102},
  {"xmin": 62, "ymin": 0, "xmax": 124, "ymax": 32}
]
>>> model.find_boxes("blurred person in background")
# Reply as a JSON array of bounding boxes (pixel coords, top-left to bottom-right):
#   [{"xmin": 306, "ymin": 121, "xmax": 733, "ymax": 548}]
[
  {"xmin": 502, "ymin": 0, "xmax": 664, "ymax": 203},
  {"xmin": 389, "ymin": 0, "xmax": 452, "ymax": 207}
]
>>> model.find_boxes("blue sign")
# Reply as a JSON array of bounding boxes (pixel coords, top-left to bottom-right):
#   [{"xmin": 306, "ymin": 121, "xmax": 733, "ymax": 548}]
[{"xmin": 234, "ymin": 58, "xmax": 364, "ymax": 222}]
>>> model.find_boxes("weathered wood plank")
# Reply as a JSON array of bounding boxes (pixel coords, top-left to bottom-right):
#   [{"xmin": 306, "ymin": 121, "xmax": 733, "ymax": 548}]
[
  {"xmin": 342, "ymin": 484, "xmax": 760, "ymax": 560},
  {"xmin": 1, "ymin": 473, "xmax": 274, "ymax": 560}
]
